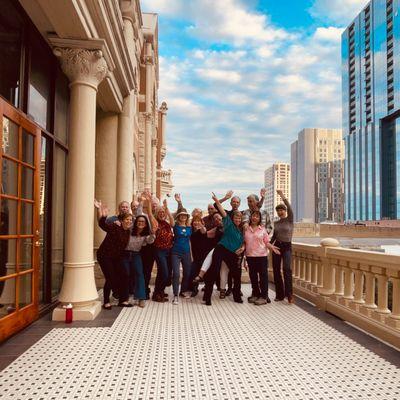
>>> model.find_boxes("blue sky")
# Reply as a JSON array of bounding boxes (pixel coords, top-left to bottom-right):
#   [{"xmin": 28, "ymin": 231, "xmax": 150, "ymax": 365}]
[{"xmin": 141, "ymin": 0, "xmax": 368, "ymax": 211}]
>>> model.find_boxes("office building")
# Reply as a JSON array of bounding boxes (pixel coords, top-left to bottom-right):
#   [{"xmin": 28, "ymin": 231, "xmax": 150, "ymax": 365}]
[
  {"xmin": 342, "ymin": 0, "xmax": 400, "ymax": 220},
  {"xmin": 291, "ymin": 128, "xmax": 344, "ymax": 223},
  {"xmin": 264, "ymin": 163, "xmax": 291, "ymax": 220}
]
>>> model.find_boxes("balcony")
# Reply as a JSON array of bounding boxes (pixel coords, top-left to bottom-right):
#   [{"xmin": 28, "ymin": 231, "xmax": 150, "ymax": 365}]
[
  {"xmin": 0, "ymin": 241, "xmax": 399, "ymax": 398},
  {"xmin": 291, "ymin": 239, "xmax": 400, "ymax": 348}
]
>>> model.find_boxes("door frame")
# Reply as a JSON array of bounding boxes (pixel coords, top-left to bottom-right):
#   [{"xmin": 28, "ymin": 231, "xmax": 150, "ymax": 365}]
[{"xmin": 0, "ymin": 97, "xmax": 41, "ymax": 342}]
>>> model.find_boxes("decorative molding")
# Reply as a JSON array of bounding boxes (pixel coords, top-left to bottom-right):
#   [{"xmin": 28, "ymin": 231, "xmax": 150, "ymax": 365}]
[
  {"xmin": 152, "ymin": 138, "xmax": 158, "ymax": 147},
  {"xmin": 53, "ymin": 48, "xmax": 108, "ymax": 90},
  {"xmin": 143, "ymin": 55, "xmax": 154, "ymax": 65},
  {"xmin": 143, "ymin": 112, "xmax": 152, "ymax": 122},
  {"xmin": 159, "ymin": 101, "xmax": 168, "ymax": 114}
]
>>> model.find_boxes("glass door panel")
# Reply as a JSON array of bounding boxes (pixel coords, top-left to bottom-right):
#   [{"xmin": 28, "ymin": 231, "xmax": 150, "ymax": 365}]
[{"xmin": 0, "ymin": 98, "xmax": 40, "ymax": 341}]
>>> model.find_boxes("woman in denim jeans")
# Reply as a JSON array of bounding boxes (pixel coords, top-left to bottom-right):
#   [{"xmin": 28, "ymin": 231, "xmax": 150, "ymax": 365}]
[
  {"xmin": 170, "ymin": 207, "xmax": 192, "ymax": 305},
  {"xmin": 152, "ymin": 199, "xmax": 174, "ymax": 302},
  {"xmin": 121, "ymin": 214, "xmax": 155, "ymax": 308}
]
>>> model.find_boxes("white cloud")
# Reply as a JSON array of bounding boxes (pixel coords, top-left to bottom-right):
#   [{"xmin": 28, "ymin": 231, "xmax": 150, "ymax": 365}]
[
  {"xmin": 309, "ymin": 0, "xmax": 370, "ymax": 25},
  {"xmin": 141, "ymin": 0, "xmax": 289, "ymax": 46},
  {"xmin": 196, "ymin": 68, "xmax": 242, "ymax": 84},
  {"xmin": 142, "ymin": 1, "xmax": 344, "ymax": 209}
]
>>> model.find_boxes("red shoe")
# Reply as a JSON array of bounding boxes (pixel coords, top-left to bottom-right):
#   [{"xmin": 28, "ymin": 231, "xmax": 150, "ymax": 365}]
[{"xmin": 287, "ymin": 296, "xmax": 295, "ymax": 304}]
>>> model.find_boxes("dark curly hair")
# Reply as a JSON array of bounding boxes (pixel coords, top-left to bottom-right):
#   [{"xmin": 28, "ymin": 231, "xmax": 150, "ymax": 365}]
[{"xmin": 131, "ymin": 215, "xmax": 150, "ymax": 236}]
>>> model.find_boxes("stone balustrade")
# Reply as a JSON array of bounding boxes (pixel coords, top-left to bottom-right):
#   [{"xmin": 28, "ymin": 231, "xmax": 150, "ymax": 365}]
[{"xmin": 289, "ymin": 239, "xmax": 400, "ymax": 349}]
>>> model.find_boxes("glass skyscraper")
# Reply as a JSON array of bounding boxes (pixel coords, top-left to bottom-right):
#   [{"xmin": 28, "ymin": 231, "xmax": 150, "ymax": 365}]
[{"xmin": 342, "ymin": 0, "xmax": 400, "ymax": 220}]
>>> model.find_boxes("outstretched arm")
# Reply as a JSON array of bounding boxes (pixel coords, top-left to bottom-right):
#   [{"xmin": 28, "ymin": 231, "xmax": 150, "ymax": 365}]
[
  {"xmin": 277, "ymin": 190, "xmax": 293, "ymax": 222},
  {"xmin": 211, "ymin": 192, "xmax": 227, "ymax": 218},
  {"xmin": 217, "ymin": 190, "xmax": 233, "ymax": 204},
  {"xmin": 144, "ymin": 194, "xmax": 158, "ymax": 232},
  {"xmin": 163, "ymin": 199, "xmax": 175, "ymax": 227},
  {"xmin": 257, "ymin": 188, "xmax": 266, "ymax": 209}
]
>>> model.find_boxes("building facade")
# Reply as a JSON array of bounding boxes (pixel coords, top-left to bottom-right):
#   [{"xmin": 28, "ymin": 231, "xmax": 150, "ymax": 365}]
[
  {"xmin": 291, "ymin": 128, "xmax": 344, "ymax": 223},
  {"xmin": 0, "ymin": 0, "xmax": 171, "ymax": 341},
  {"xmin": 264, "ymin": 163, "xmax": 291, "ymax": 220},
  {"xmin": 342, "ymin": 0, "xmax": 400, "ymax": 221}
]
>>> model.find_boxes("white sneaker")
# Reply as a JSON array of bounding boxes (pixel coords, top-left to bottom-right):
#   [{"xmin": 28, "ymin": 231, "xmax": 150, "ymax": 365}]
[{"xmin": 172, "ymin": 296, "xmax": 179, "ymax": 305}]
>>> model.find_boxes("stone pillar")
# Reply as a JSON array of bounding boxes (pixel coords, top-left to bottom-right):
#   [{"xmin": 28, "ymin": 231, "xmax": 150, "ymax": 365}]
[
  {"xmin": 151, "ymin": 137, "xmax": 157, "ymax": 194},
  {"xmin": 144, "ymin": 43, "xmax": 153, "ymax": 191},
  {"xmin": 159, "ymin": 102, "xmax": 168, "ymax": 158},
  {"xmin": 52, "ymin": 47, "xmax": 108, "ymax": 321},
  {"xmin": 117, "ymin": 12, "xmax": 136, "ymax": 203},
  {"xmin": 94, "ymin": 111, "xmax": 118, "ymax": 249}
]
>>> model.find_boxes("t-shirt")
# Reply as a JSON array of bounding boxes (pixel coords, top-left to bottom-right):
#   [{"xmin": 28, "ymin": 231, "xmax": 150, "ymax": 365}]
[
  {"xmin": 219, "ymin": 216, "xmax": 243, "ymax": 253},
  {"xmin": 171, "ymin": 225, "xmax": 192, "ymax": 254}
]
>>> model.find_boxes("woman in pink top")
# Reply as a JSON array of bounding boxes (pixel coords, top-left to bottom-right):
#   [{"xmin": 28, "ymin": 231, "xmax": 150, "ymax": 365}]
[{"xmin": 243, "ymin": 211, "xmax": 280, "ymax": 305}]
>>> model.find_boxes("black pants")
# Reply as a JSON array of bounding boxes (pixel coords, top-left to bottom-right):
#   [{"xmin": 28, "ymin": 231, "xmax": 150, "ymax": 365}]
[
  {"xmin": 272, "ymin": 242, "xmax": 293, "ymax": 299},
  {"xmin": 141, "ymin": 244, "xmax": 155, "ymax": 297},
  {"xmin": 204, "ymin": 245, "xmax": 241, "ymax": 302},
  {"xmin": 97, "ymin": 255, "xmax": 128, "ymax": 303},
  {"xmin": 247, "ymin": 256, "xmax": 268, "ymax": 298}
]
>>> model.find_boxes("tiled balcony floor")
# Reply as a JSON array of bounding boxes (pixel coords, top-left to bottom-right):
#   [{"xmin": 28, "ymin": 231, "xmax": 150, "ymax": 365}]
[{"xmin": 0, "ymin": 285, "xmax": 399, "ymax": 400}]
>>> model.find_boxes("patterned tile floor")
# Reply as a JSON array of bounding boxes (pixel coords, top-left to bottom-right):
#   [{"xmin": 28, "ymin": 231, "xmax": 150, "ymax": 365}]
[{"xmin": 0, "ymin": 285, "xmax": 399, "ymax": 400}]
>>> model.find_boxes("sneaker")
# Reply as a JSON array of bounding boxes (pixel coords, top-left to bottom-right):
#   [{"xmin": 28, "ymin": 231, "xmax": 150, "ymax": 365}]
[
  {"xmin": 138, "ymin": 300, "xmax": 146, "ymax": 308},
  {"xmin": 248, "ymin": 296, "xmax": 257, "ymax": 304},
  {"xmin": 254, "ymin": 298, "xmax": 268, "ymax": 305},
  {"xmin": 172, "ymin": 296, "xmax": 179, "ymax": 305}
]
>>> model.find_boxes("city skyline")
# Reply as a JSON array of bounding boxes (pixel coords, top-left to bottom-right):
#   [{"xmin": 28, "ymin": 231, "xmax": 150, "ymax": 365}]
[{"xmin": 141, "ymin": 0, "xmax": 369, "ymax": 210}]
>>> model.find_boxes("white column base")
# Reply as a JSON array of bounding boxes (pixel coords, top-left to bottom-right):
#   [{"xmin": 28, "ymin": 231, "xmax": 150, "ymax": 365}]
[{"xmin": 52, "ymin": 301, "xmax": 101, "ymax": 321}]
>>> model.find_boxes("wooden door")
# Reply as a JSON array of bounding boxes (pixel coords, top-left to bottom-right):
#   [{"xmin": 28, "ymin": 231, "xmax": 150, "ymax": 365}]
[{"xmin": 0, "ymin": 97, "xmax": 41, "ymax": 342}]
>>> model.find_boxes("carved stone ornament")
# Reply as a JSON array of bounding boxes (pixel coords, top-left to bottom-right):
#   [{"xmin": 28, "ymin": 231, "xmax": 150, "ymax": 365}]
[
  {"xmin": 143, "ymin": 112, "xmax": 152, "ymax": 121},
  {"xmin": 159, "ymin": 101, "xmax": 168, "ymax": 114},
  {"xmin": 152, "ymin": 138, "xmax": 158, "ymax": 147},
  {"xmin": 143, "ymin": 55, "xmax": 154, "ymax": 65},
  {"xmin": 53, "ymin": 48, "xmax": 108, "ymax": 89}
]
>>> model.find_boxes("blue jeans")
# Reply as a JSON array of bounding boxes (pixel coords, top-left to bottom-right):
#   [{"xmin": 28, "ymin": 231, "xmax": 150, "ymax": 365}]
[
  {"xmin": 154, "ymin": 248, "xmax": 170, "ymax": 294},
  {"xmin": 170, "ymin": 252, "xmax": 192, "ymax": 296},
  {"xmin": 121, "ymin": 251, "xmax": 146, "ymax": 300}
]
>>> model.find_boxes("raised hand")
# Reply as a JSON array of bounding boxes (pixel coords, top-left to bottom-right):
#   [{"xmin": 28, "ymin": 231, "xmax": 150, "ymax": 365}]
[
  {"xmin": 163, "ymin": 199, "xmax": 168, "ymax": 208},
  {"xmin": 276, "ymin": 189, "xmax": 284, "ymax": 198},
  {"xmin": 174, "ymin": 193, "xmax": 181, "ymax": 203},
  {"xmin": 94, "ymin": 199, "xmax": 102, "ymax": 209},
  {"xmin": 260, "ymin": 188, "xmax": 266, "ymax": 198},
  {"xmin": 225, "ymin": 190, "xmax": 234, "ymax": 199},
  {"xmin": 211, "ymin": 192, "xmax": 218, "ymax": 203}
]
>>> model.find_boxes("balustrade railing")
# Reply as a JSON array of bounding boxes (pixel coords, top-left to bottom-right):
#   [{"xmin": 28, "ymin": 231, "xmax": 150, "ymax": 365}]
[{"xmin": 290, "ymin": 239, "xmax": 400, "ymax": 349}]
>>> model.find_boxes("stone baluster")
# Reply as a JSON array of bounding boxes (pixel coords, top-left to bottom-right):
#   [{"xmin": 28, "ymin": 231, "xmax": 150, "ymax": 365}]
[{"xmin": 387, "ymin": 277, "xmax": 400, "ymax": 329}]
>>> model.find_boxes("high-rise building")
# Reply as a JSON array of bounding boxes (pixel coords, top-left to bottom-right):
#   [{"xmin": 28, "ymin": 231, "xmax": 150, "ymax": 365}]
[
  {"xmin": 264, "ymin": 163, "xmax": 291, "ymax": 220},
  {"xmin": 291, "ymin": 128, "xmax": 344, "ymax": 223},
  {"xmin": 342, "ymin": 0, "xmax": 400, "ymax": 221}
]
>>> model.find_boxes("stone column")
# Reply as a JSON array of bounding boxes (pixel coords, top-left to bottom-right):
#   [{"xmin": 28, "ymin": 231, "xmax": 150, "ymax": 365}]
[
  {"xmin": 144, "ymin": 43, "xmax": 153, "ymax": 191},
  {"xmin": 116, "ymin": 12, "xmax": 136, "ymax": 203},
  {"xmin": 151, "ymin": 137, "xmax": 157, "ymax": 194},
  {"xmin": 159, "ymin": 102, "xmax": 168, "ymax": 159},
  {"xmin": 52, "ymin": 47, "xmax": 108, "ymax": 321},
  {"xmin": 94, "ymin": 111, "xmax": 118, "ymax": 249}
]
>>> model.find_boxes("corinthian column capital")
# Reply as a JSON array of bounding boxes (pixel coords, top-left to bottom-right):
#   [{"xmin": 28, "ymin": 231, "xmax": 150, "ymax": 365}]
[{"xmin": 53, "ymin": 48, "xmax": 108, "ymax": 90}]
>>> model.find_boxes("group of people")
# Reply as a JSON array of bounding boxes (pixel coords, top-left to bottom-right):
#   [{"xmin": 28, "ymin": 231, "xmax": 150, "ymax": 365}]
[{"xmin": 94, "ymin": 188, "xmax": 294, "ymax": 309}]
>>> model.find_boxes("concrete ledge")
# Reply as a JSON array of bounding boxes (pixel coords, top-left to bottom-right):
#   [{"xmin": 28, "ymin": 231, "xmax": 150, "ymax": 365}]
[
  {"xmin": 326, "ymin": 301, "xmax": 400, "ymax": 350},
  {"xmin": 52, "ymin": 301, "xmax": 102, "ymax": 321}
]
